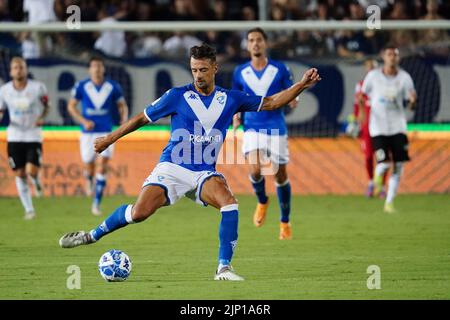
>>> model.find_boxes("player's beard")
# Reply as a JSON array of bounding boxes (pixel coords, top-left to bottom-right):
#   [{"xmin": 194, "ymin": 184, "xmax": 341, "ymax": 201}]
[
  {"xmin": 196, "ymin": 79, "xmax": 206, "ymax": 89},
  {"xmin": 14, "ymin": 75, "xmax": 26, "ymax": 83}
]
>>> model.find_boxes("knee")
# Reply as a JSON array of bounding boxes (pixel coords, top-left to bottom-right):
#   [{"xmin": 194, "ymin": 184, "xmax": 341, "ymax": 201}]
[
  {"xmin": 275, "ymin": 170, "xmax": 288, "ymax": 185},
  {"xmin": 97, "ymin": 165, "xmax": 108, "ymax": 175},
  {"xmin": 393, "ymin": 162, "xmax": 404, "ymax": 176},
  {"xmin": 15, "ymin": 170, "xmax": 26, "ymax": 179},
  {"xmin": 219, "ymin": 195, "xmax": 238, "ymax": 208},
  {"xmin": 28, "ymin": 172, "xmax": 38, "ymax": 179},
  {"xmin": 250, "ymin": 170, "xmax": 262, "ymax": 182},
  {"xmin": 275, "ymin": 174, "xmax": 287, "ymax": 185}
]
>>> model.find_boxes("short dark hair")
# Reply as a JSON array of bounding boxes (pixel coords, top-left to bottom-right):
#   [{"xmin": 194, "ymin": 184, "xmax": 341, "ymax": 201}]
[
  {"xmin": 382, "ymin": 43, "xmax": 398, "ymax": 52},
  {"xmin": 190, "ymin": 43, "xmax": 216, "ymax": 63},
  {"xmin": 247, "ymin": 27, "xmax": 268, "ymax": 40},
  {"xmin": 89, "ymin": 56, "xmax": 104, "ymax": 66}
]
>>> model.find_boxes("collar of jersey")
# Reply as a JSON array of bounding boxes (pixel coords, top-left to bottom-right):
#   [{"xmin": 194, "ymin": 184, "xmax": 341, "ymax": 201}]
[
  {"xmin": 89, "ymin": 79, "xmax": 106, "ymax": 90},
  {"xmin": 248, "ymin": 59, "xmax": 271, "ymax": 78}
]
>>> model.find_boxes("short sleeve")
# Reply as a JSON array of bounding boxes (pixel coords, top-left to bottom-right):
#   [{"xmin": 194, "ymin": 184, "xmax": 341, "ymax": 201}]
[
  {"xmin": 71, "ymin": 81, "xmax": 83, "ymax": 100},
  {"xmin": 38, "ymin": 82, "xmax": 48, "ymax": 98},
  {"xmin": 231, "ymin": 68, "xmax": 242, "ymax": 91},
  {"xmin": 144, "ymin": 89, "xmax": 178, "ymax": 122},
  {"xmin": 0, "ymin": 87, "xmax": 5, "ymax": 111},
  {"xmin": 281, "ymin": 64, "xmax": 294, "ymax": 90},
  {"xmin": 361, "ymin": 72, "xmax": 373, "ymax": 96},
  {"xmin": 23, "ymin": 0, "xmax": 30, "ymax": 11},
  {"xmin": 354, "ymin": 82, "xmax": 362, "ymax": 94},
  {"xmin": 112, "ymin": 82, "xmax": 125, "ymax": 103},
  {"xmin": 403, "ymin": 73, "xmax": 416, "ymax": 100},
  {"xmin": 235, "ymin": 91, "xmax": 264, "ymax": 113}
]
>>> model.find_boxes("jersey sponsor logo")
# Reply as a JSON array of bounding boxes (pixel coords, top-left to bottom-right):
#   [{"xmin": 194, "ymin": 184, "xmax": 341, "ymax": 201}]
[
  {"xmin": 241, "ymin": 65, "xmax": 279, "ymax": 96},
  {"xmin": 183, "ymin": 90, "xmax": 226, "ymax": 135},
  {"xmin": 170, "ymin": 122, "xmax": 224, "ymax": 165},
  {"xmin": 84, "ymin": 81, "xmax": 113, "ymax": 110},
  {"xmin": 85, "ymin": 108, "xmax": 109, "ymax": 116},
  {"xmin": 189, "ymin": 134, "xmax": 222, "ymax": 144},
  {"xmin": 13, "ymin": 97, "xmax": 31, "ymax": 111}
]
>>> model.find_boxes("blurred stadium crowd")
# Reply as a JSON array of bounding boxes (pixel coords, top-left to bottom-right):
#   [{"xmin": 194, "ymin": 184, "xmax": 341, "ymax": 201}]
[{"xmin": 0, "ymin": 0, "xmax": 449, "ymax": 62}]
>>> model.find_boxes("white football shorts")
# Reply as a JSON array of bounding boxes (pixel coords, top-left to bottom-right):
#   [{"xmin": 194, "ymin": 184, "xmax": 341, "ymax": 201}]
[
  {"xmin": 142, "ymin": 162, "xmax": 225, "ymax": 206},
  {"xmin": 80, "ymin": 132, "xmax": 114, "ymax": 164},
  {"xmin": 242, "ymin": 131, "xmax": 289, "ymax": 164}
]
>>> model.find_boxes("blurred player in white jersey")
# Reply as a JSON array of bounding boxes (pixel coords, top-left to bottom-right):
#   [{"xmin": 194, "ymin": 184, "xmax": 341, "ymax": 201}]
[
  {"xmin": 67, "ymin": 57, "xmax": 128, "ymax": 215},
  {"xmin": 0, "ymin": 57, "xmax": 50, "ymax": 219},
  {"xmin": 232, "ymin": 28, "xmax": 297, "ymax": 240},
  {"xmin": 352, "ymin": 58, "xmax": 388, "ymax": 198},
  {"xmin": 361, "ymin": 44, "xmax": 417, "ymax": 213}
]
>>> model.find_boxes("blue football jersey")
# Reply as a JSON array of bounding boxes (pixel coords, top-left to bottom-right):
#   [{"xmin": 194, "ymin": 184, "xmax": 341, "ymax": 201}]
[
  {"xmin": 144, "ymin": 83, "xmax": 263, "ymax": 172},
  {"xmin": 232, "ymin": 59, "xmax": 293, "ymax": 135},
  {"xmin": 72, "ymin": 78, "xmax": 124, "ymax": 133}
]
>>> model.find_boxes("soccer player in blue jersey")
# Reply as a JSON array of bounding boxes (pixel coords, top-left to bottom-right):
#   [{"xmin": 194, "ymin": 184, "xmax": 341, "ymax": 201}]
[
  {"xmin": 59, "ymin": 44, "xmax": 321, "ymax": 280},
  {"xmin": 232, "ymin": 28, "xmax": 296, "ymax": 239},
  {"xmin": 67, "ymin": 57, "xmax": 129, "ymax": 215}
]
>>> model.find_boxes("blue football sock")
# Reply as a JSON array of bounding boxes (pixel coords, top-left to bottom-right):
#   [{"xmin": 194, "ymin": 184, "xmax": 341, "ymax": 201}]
[
  {"xmin": 218, "ymin": 204, "xmax": 239, "ymax": 267},
  {"xmin": 250, "ymin": 176, "xmax": 268, "ymax": 204},
  {"xmin": 93, "ymin": 174, "xmax": 106, "ymax": 207},
  {"xmin": 90, "ymin": 204, "xmax": 134, "ymax": 241},
  {"xmin": 276, "ymin": 180, "xmax": 291, "ymax": 223}
]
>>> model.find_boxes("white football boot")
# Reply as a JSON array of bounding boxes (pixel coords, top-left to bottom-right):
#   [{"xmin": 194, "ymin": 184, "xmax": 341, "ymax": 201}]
[
  {"xmin": 91, "ymin": 204, "xmax": 102, "ymax": 216},
  {"xmin": 24, "ymin": 210, "xmax": 36, "ymax": 220},
  {"xmin": 59, "ymin": 231, "xmax": 95, "ymax": 248},
  {"xmin": 214, "ymin": 265, "xmax": 244, "ymax": 281}
]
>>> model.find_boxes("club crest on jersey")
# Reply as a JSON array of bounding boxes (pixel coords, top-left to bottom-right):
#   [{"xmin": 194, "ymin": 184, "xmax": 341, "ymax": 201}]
[{"xmin": 217, "ymin": 95, "xmax": 225, "ymax": 105}]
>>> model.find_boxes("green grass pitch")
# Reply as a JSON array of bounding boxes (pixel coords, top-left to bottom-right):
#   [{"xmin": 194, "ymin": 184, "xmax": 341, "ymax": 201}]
[{"xmin": 0, "ymin": 194, "xmax": 449, "ymax": 299}]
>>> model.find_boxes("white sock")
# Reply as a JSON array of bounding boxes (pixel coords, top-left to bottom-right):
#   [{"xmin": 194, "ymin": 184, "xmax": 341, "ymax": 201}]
[
  {"xmin": 375, "ymin": 162, "xmax": 390, "ymax": 177},
  {"xmin": 15, "ymin": 176, "xmax": 34, "ymax": 213},
  {"xmin": 386, "ymin": 162, "xmax": 403, "ymax": 204},
  {"xmin": 218, "ymin": 263, "xmax": 229, "ymax": 272}
]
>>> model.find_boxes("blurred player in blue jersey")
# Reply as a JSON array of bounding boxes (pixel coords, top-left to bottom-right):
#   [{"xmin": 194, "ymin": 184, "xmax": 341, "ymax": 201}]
[
  {"xmin": 67, "ymin": 57, "xmax": 129, "ymax": 215},
  {"xmin": 232, "ymin": 28, "xmax": 297, "ymax": 240},
  {"xmin": 59, "ymin": 44, "xmax": 321, "ymax": 280}
]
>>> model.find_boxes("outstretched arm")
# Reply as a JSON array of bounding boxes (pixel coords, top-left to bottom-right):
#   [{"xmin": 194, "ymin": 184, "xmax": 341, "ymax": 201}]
[
  {"xmin": 260, "ymin": 68, "xmax": 321, "ymax": 111},
  {"xmin": 94, "ymin": 112, "xmax": 149, "ymax": 153}
]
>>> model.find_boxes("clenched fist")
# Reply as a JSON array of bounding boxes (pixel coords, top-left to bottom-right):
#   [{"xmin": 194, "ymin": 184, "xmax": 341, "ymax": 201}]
[
  {"xmin": 94, "ymin": 136, "xmax": 112, "ymax": 154},
  {"xmin": 301, "ymin": 68, "xmax": 321, "ymax": 88}
]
